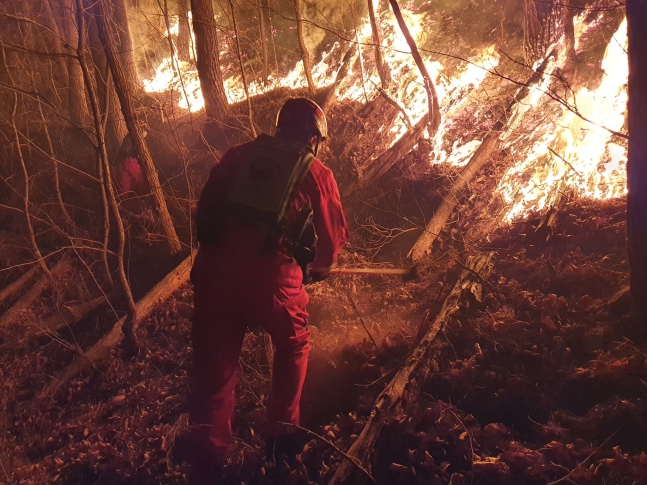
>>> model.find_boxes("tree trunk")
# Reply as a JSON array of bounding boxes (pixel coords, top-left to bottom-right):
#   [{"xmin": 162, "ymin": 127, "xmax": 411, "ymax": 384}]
[
  {"xmin": 389, "ymin": 0, "xmax": 440, "ymax": 134},
  {"xmin": 627, "ymin": 0, "xmax": 647, "ymax": 330},
  {"xmin": 176, "ymin": 0, "xmax": 192, "ymax": 61},
  {"xmin": 259, "ymin": 0, "xmax": 270, "ymax": 86},
  {"xmin": 8, "ymin": 90, "xmax": 51, "ymax": 280},
  {"xmin": 39, "ymin": 0, "xmax": 72, "ymax": 109},
  {"xmin": 523, "ymin": 0, "xmax": 563, "ymax": 65},
  {"xmin": 190, "ymin": 0, "xmax": 229, "ymax": 121},
  {"xmin": 2, "ymin": 293, "xmax": 115, "ymax": 351},
  {"xmin": 76, "ymin": 0, "xmax": 138, "ymax": 348},
  {"xmin": 0, "ymin": 256, "xmax": 70, "ymax": 330},
  {"xmin": 229, "ymin": 0, "xmax": 256, "ymax": 138},
  {"xmin": 562, "ymin": 0, "xmax": 576, "ymax": 65},
  {"xmin": 321, "ymin": 43, "xmax": 356, "ymax": 112},
  {"xmin": 295, "ymin": 0, "xmax": 315, "ymax": 93},
  {"xmin": 55, "ymin": 0, "xmax": 91, "ymax": 125},
  {"xmin": 110, "ymin": 0, "xmax": 140, "ymax": 87},
  {"xmin": 367, "ymin": 0, "xmax": 390, "ymax": 88},
  {"xmin": 87, "ymin": 12, "xmax": 128, "ymax": 148},
  {"xmin": 328, "ymin": 253, "xmax": 495, "ymax": 485},
  {"xmin": 343, "ymin": 115, "xmax": 427, "ymax": 196},
  {"xmin": 94, "ymin": 0, "xmax": 183, "ymax": 256}
]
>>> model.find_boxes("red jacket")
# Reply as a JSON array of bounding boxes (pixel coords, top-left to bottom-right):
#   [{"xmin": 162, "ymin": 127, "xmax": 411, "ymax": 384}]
[{"xmin": 196, "ymin": 140, "xmax": 348, "ymax": 270}]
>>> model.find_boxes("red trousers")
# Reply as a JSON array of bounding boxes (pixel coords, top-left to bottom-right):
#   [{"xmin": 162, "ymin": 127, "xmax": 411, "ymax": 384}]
[{"xmin": 189, "ymin": 226, "xmax": 310, "ymax": 472}]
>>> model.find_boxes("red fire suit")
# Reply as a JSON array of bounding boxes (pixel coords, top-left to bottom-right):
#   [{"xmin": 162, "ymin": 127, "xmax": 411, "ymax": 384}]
[
  {"xmin": 116, "ymin": 156, "xmax": 149, "ymax": 196},
  {"xmin": 189, "ymin": 141, "xmax": 348, "ymax": 474}
]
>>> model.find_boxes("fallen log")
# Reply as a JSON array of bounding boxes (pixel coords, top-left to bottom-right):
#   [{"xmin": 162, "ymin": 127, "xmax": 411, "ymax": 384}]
[
  {"xmin": 321, "ymin": 43, "xmax": 356, "ymax": 112},
  {"xmin": 0, "ymin": 255, "xmax": 71, "ymax": 329},
  {"xmin": 343, "ymin": 116, "xmax": 427, "ymax": 196},
  {"xmin": 1, "ymin": 292, "xmax": 117, "ymax": 351},
  {"xmin": 409, "ymin": 47, "xmax": 560, "ymax": 261},
  {"xmin": 0, "ymin": 264, "xmax": 40, "ymax": 307},
  {"xmin": 37, "ymin": 250, "xmax": 195, "ymax": 402},
  {"xmin": 328, "ymin": 252, "xmax": 495, "ymax": 485}
]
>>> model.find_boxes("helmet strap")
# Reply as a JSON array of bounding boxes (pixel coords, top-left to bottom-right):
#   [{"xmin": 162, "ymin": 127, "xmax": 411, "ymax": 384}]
[{"xmin": 314, "ymin": 139, "xmax": 319, "ymax": 156}]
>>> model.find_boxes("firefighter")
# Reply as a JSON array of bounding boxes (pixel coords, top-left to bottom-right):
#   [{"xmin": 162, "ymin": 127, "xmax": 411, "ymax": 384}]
[{"xmin": 189, "ymin": 98, "xmax": 349, "ymax": 483}]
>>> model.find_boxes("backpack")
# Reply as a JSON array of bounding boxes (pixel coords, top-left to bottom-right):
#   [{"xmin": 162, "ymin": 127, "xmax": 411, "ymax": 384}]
[
  {"xmin": 219, "ymin": 135, "xmax": 318, "ymax": 270},
  {"xmin": 223, "ymin": 134, "xmax": 315, "ymax": 226}
]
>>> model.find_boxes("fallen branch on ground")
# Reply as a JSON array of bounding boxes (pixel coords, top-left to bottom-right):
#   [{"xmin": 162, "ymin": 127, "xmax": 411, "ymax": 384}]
[
  {"xmin": 0, "ymin": 264, "xmax": 40, "ymax": 307},
  {"xmin": 0, "ymin": 254, "xmax": 71, "ymax": 329},
  {"xmin": 409, "ymin": 47, "xmax": 560, "ymax": 261},
  {"xmin": 37, "ymin": 250, "xmax": 196, "ymax": 402},
  {"xmin": 343, "ymin": 116, "xmax": 427, "ymax": 196},
  {"xmin": 278, "ymin": 421, "xmax": 376, "ymax": 483},
  {"xmin": 1, "ymin": 292, "xmax": 117, "ymax": 351},
  {"xmin": 328, "ymin": 252, "xmax": 495, "ymax": 485}
]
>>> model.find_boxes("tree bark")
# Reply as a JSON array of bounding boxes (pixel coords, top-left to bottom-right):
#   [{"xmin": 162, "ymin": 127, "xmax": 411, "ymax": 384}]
[
  {"xmin": 343, "ymin": 115, "xmax": 427, "ymax": 196},
  {"xmin": 190, "ymin": 0, "xmax": 229, "ymax": 121},
  {"xmin": 87, "ymin": 12, "xmax": 128, "ymax": 148},
  {"xmin": 229, "ymin": 0, "xmax": 256, "ymax": 138},
  {"xmin": 389, "ymin": 0, "xmax": 440, "ymax": 135},
  {"xmin": 36, "ymin": 93, "xmax": 73, "ymax": 224},
  {"xmin": 321, "ymin": 43, "xmax": 356, "ymax": 112},
  {"xmin": 328, "ymin": 253, "xmax": 495, "ymax": 485},
  {"xmin": 367, "ymin": 0, "xmax": 390, "ymax": 88},
  {"xmin": 110, "ymin": 0, "xmax": 140, "ymax": 87},
  {"xmin": 0, "ymin": 256, "xmax": 70, "ymax": 330},
  {"xmin": 94, "ymin": 0, "xmax": 183, "ymax": 256},
  {"xmin": 295, "ymin": 0, "xmax": 315, "ymax": 93},
  {"xmin": 55, "ymin": 0, "xmax": 91, "ymax": 125},
  {"xmin": 8, "ymin": 89, "xmax": 51, "ymax": 280},
  {"xmin": 176, "ymin": 0, "xmax": 192, "ymax": 61},
  {"xmin": 627, "ymin": 0, "xmax": 647, "ymax": 329},
  {"xmin": 562, "ymin": 0, "xmax": 576, "ymax": 65},
  {"xmin": 2, "ymin": 293, "xmax": 115, "ymax": 351},
  {"xmin": 523, "ymin": 0, "xmax": 563, "ymax": 65},
  {"xmin": 38, "ymin": 0, "xmax": 72, "ymax": 107},
  {"xmin": 258, "ymin": 0, "xmax": 270, "ymax": 85}
]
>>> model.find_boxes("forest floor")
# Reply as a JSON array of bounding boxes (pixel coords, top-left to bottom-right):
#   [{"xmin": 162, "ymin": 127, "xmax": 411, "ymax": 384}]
[{"xmin": 2, "ymin": 195, "xmax": 647, "ymax": 485}]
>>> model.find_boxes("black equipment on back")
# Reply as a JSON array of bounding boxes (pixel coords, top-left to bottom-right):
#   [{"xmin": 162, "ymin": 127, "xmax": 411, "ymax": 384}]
[{"xmin": 223, "ymin": 134, "xmax": 315, "ymax": 226}]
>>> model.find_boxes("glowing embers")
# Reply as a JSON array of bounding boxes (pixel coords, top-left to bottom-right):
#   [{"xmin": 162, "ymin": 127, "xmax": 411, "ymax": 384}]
[{"xmin": 496, "ymin": 18, "xmax": 628, "ymax": 222}]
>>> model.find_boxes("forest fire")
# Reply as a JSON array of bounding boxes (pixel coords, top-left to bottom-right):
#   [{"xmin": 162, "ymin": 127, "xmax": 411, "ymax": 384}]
[
  {"xmin": 2, "ymin": 0, "xmax": 647, "ymax": 484},
  {"xmin": 497, "ymin": 18, "xmax": 628, "ymax": 221}
]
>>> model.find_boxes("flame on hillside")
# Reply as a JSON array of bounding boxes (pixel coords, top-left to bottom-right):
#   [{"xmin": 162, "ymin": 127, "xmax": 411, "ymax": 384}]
[
  {"xmin": 143, "ymin": 9, "xmax": 628, "ymax": 222},
  {"xmin": 496, "ymin": 18, "xmax": 628, "ymax": 222},
  {"xmin": 143, "ymin": 7, "xmax": 497, "ymax": 140}
]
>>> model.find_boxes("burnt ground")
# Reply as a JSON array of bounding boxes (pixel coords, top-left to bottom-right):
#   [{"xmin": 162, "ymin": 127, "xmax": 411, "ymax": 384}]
[{"xmin": 2, "ymin": 184, "xmax": 646, "ymax": 485}]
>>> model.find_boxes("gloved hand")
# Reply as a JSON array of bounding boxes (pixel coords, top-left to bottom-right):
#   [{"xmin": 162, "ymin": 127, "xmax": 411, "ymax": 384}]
[{"xmin": 304, "ymin": 266, "xmax": 329, "ymax": 284}]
